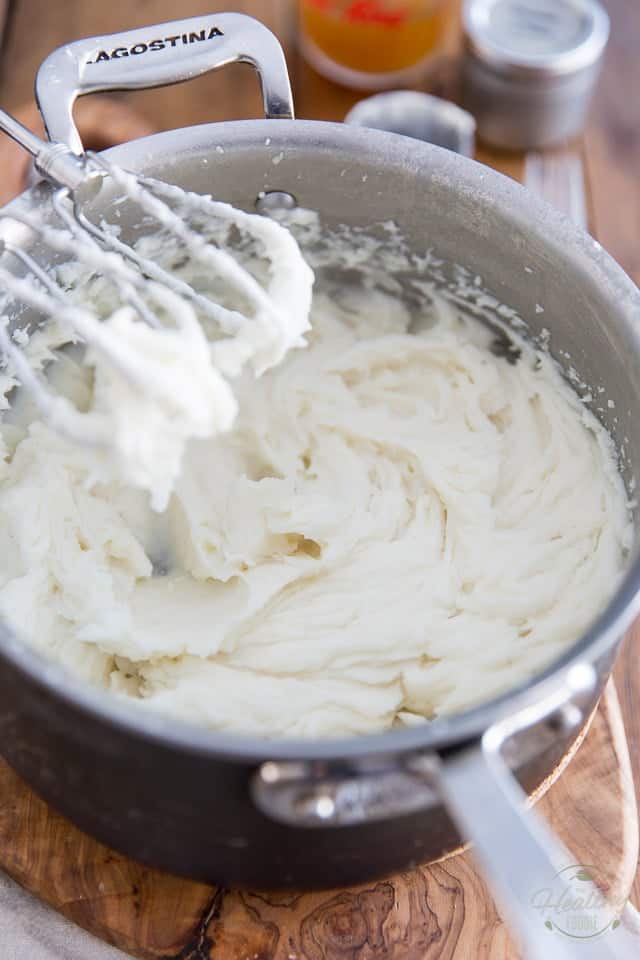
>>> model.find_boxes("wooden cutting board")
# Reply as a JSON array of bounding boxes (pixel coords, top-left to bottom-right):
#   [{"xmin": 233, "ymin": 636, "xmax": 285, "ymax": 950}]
[{"xmin": 0, "ymin": 681, "xmax": 636, "ymax": 960}]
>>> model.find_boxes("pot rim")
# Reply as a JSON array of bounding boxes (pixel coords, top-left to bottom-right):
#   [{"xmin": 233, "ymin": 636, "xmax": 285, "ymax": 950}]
[{"xmin": 1, "ymin": 118, "xmax": 639, "ymax": 763}]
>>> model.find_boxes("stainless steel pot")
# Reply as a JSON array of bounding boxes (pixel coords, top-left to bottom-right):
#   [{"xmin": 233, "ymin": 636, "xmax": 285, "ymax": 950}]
[{"xmin": 0, "ymin": 13, "xmax": 638, "ymax": 960}]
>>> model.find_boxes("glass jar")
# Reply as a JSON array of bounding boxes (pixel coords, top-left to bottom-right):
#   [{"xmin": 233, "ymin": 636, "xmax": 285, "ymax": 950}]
[{"xmin": 299, "ymin": 0, "xmax": 453, "ymax": 89}]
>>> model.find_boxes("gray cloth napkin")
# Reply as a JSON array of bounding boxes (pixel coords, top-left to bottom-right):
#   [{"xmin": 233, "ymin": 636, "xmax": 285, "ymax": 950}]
[{"xmin": 0, "ymin": 872, "xmax": 130, "ymax": 960}]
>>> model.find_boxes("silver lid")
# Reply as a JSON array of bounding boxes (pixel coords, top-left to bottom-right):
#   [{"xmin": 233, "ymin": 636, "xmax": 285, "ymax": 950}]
[
  {"xmin": 345, "ymin": 92, "xmax": 476, "ymax": 157},
  {"xmin": 463, "ymin": 0, "xmax": 610, "ymax": 79}
]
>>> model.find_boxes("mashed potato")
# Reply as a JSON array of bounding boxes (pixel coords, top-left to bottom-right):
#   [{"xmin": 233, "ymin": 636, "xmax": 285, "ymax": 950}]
[{"xmin": 0, "ymin": 221, "xmax": 631, "ymax": 738}]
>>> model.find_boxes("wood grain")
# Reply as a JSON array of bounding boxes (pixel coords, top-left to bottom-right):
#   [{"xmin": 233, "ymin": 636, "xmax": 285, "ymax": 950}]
[
  {"xmin": 0, "ymin": 683, "xmax": 634, "ymax": 959},
  {"xmin": 583, "ymin": 0, "xmax": 640, "ymax": 284},
  {"xmin": 0, "ymin": 0, "xmax": 638, "ymax": 950}
]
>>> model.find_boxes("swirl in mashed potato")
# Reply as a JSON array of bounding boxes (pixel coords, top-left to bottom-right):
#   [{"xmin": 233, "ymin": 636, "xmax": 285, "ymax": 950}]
[{"xmin": 0, "ymin": 224, "xmax": 630, "ymax": 738}]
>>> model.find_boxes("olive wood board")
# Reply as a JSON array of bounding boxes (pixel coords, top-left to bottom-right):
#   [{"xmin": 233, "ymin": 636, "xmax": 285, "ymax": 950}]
[{"xmin": 0, "ymin": 681, "xmax": 636, "ymax": 960}]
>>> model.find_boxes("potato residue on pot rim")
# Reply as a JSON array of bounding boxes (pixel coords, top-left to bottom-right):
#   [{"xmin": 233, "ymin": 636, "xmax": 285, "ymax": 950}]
[{"xmin": 0, "ymin": 211, "xmax": 632, "ymax": 738}]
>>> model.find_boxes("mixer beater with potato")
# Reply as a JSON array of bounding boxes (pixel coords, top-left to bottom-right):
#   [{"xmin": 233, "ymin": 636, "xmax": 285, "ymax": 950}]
[{"xmin": 0, "ymin": 13, "xmax": 313, "ymax": 509}]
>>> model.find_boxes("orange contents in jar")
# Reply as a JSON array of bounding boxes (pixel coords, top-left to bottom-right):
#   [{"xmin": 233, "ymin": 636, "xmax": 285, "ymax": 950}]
[{"xmin": 300, "ymin": 0, "xmax": 451, "ymax": 78}]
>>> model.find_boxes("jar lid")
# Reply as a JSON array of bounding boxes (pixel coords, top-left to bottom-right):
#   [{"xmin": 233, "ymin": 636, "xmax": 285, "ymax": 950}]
[
  {"xmin": 463, "ymin": 0, "xmax": 610, "ymax": 80},
  {"xmin": 345, "ymin": 92, "xmax": 476, "ymax": 157}
]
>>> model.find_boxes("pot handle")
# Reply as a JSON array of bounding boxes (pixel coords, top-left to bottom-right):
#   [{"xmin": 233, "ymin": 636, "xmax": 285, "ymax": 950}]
[
  {"xmin": 439, "ymin": 670, "xmax": 639, "ymax": 960},
  {"xmin": 34, "ymin": 12, "xmax": 294, "ymax": 156}
]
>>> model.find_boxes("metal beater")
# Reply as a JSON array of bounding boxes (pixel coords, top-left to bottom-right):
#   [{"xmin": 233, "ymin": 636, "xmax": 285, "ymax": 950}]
[{"xmin": 0, "ymin": 12, "xmax": 311, "ymax": 447}]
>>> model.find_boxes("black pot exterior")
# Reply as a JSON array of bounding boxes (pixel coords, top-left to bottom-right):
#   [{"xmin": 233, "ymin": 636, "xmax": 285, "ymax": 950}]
[{"xmin": 0, "ymin": 647, "xmax": 607, "ymax": 889}]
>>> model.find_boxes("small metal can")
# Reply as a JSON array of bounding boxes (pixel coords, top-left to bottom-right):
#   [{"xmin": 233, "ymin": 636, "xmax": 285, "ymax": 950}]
[{"xmin": 461, "ymin": 0, "xmax": 610, "ymax": 150}]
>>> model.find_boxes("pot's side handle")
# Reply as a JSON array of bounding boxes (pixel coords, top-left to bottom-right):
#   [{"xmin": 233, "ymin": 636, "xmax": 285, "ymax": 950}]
[
  {"xmin": 35, "ymin": 12, "xmax": 294, "ymax": 156},
  {"xmin": 439, "ymin": 666, "xmax": 638, "ymax": 960},
  {"xmin": 252, "ymin": 755, "xmax": 441, "ymax": 827}
]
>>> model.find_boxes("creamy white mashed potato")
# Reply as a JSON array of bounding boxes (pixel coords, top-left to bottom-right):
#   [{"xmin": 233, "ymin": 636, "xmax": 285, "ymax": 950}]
[
  {"xmin": 0, "ymin": 220, "xmax": 631, "ymax": 738},
  {"xmin": 1, "ymin": 189, "xmax": 313, "ymax": 513}
]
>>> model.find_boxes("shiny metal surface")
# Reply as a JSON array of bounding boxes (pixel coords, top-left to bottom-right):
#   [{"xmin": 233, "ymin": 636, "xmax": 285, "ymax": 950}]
[
  {"xmin": 35, "ymin": 11, "xmax": 294, "ymax": 155},
  {"xmin": 0, "ymin": 110, "xmax": 87, "ymax": 190},
  {"xmin": 463, "ymin": 0, "xmax": 610, "ymax": 77},
  {"xmin": 0, "ymin": 11, "xmax": 295, "ymax": 183},
  {"xmin": 345, "ymin": 90, "xmax": 476, "ymax": 156},
  {"xmin": 251, "ymin": 753, "xmax": 441, "ymax": 828},
  {"xmin": 462, "ymin": 0, "xmax": 610, "ymax": 149}
]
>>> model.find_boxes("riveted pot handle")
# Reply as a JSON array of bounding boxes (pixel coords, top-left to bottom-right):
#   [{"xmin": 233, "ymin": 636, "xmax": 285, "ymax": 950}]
[
  {"xmin": 35, "ymin": 12, "xmax": 294, "ymax": 155},
  {"xmin": 252, "ymin": 754, "xmax": 441, "ymax": 828}
]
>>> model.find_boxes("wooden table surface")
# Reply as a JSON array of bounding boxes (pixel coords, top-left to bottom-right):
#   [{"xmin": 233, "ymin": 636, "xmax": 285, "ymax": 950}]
[{"xmin": 0, "ymin": 0, "xmax": 638, "ymax": 914}]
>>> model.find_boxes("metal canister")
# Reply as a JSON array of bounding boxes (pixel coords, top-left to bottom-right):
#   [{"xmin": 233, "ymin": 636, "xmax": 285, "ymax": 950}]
[{"xmin": 461, "ymin": 0, "xmax": 610, "ymax": 150}]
